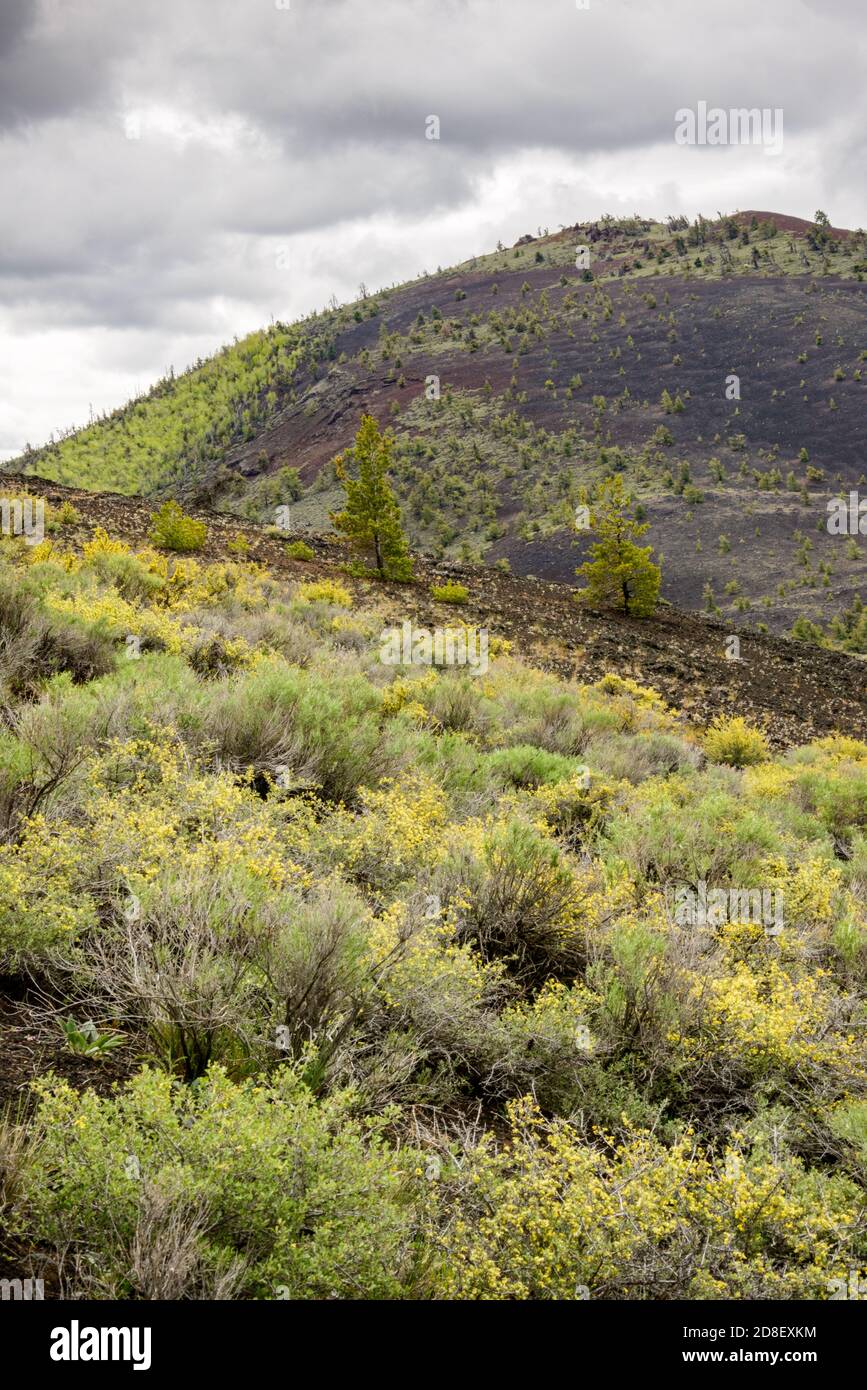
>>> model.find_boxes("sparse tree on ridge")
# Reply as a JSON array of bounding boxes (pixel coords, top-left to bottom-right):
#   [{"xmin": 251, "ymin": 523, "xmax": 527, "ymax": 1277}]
[
  {"xmin": 575, "ymin": 474, "xmax": 661, "ymax": 617},
  {"xmin": 331, "ymin": 414, "xmax": 413, "ymax": 581}
]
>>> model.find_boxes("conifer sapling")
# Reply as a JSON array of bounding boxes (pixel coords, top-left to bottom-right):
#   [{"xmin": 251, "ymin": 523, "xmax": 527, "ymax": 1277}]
[
  {"xmin": 575, "ymin": 474, "xmax": 661, "ymax": 617},
  {"xmin": 331, "ymin": 415, "xmax": 413, "ymax": 581}
]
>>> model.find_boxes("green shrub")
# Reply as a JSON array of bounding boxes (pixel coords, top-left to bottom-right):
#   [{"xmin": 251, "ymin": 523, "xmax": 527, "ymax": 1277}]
[
  {"xmin": 296, "ymin": 579, "xmax": 352, "ymax": 607},
  {"xmin": 148, "ymin": 501, "xmax": 207, "ymax": 552},
  {"xmin": 437, "ymin": 819, "xmax": 579, "ymax": 986},
  {"xmin": 283, "ymin": 540, "xmax": 315, "ymax": 561},
  {"xmin": 205, "ymin": 660, "xmax": 384, "ymax": 802},
  {"xmin": 430, "ymin": 581, "xmax": 469, "ymax": 605},
  {"xmin": 602, "ymin": 781, "xmax": 782, "ymax": 886},
  {"xmin": 795, "ymin": 763, "xmax": 867, "ymax": 836},
  {"xmin": 23, "ymin": 1064, "xmax": 426, "ymax": 1299},
  {"xmin": 425, "ymin": 674, "xmax": 489, "ymax": 736},
  {"xmin": 0, "ymin": 579, "xmax": 114, "ymax": 696},
  {"xmin": 486, "ymin": 744, "xmax": 580, "ymax": 789},
  {"xmin": 704, "ymin": 715, "xmax": 770, "ymax": 767},
  {"xmin": 82, "ymin": 549, "xmax": 163, "ymax": 604},
  {"xmin": 584, "ymin": 730, "xmax": 700, "ymax": 783}
]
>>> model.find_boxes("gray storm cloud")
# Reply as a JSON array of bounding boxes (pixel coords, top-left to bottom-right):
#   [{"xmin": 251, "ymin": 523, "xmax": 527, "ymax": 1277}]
[{"xmin": 0, "ymin": 0, "xmax": 865, "ymax": 455}]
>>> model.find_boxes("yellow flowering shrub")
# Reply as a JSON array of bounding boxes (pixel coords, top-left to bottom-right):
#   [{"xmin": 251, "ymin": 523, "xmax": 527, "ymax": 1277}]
[
  {"xmin": 23, "ymin": 538, "xmax": 60, "ymax": 566},
  {"xmin": 501, "ymin": 978, "xmax": 598, "ymax": 1055},
  {"xmin": 806, "ymin": 734, "xmax": 867, "ymax": 765},
  {"xmin": 704, "ymin": 714, "xmax": 770, "ymax": 767},
  {"xmin": 296, "ymin": 579, "xmax": 352, "ymax": 607},
  {"xmin": 83, "ymin": 527, "xmax": 131, "ymax": 559},
  {"xmin": 0, "ymin": 816, "xmax": 97, "ymax": 963},
  {"xmin": 742, "ymin": 762, "xmax": 798, "ymax": 799},
  {"xmin": 68, "ymin": 736, "xmax": 318, "ymax": 902},
  {"xmin": 760, "ymin": 852, "xmax": 842, "ymax": 928},
  {"xmin": 3, "ymin": 517, "xmax": 867, "ymax": 1304},
  {"xmin": 325, "ymin": 774, "xmax": 449, "ymax": 891},
  {"xmin": 43, "ymin": 585, "xmax": 190, "ymax": 652},
  {"xmin": 676, "ymin": 958, "xmax": 860, "ymax": 1077},
  {"xmin": 372, "ymin": 906, "xmax": 506, "ymax": 1018},
  {"xmin": 594, "ymin": 672, "xmax": 670, "ymax": 712},
  {"xmin": 527, "ymin": 773, "xmax": 619, "ymax": 850},
  {"xmin": 380, "ymin": 670, "xmax": 438, "ymax": 717},
  {"xmin": 440, "ymin": 1100, "xmax": 864, "ymax": 1299}
]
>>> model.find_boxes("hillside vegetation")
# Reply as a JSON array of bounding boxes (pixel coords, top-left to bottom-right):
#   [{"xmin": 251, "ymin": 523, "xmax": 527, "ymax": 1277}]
[
  {"xmin": 1, "ymin": 500, "xmax": 867, "ymax": 1300},
  {"xmin": 11, "ymin": 211, "xmax": 867, "ymax": 644}
]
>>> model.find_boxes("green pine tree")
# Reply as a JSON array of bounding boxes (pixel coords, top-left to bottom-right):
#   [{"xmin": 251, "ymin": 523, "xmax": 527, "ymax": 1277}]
[
  {"xmin": 330, "ymin": 415, "xmax": 413, "ymax": 581},
  {"xmin": 575, "ymin": 475, "xmax": 661, "ymax": 617}
]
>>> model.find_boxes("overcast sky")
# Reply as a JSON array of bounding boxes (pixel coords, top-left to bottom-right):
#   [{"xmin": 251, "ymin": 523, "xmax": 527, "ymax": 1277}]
[{"xmin": 1, "ymin": 0, "xmax": 865, "ymax": 460}]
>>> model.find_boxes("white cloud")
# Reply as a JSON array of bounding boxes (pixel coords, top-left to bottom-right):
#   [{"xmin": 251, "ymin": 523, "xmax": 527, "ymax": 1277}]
[{"xmin": 1, "ymin": 0, "xmax": 865, "ymax": 459}]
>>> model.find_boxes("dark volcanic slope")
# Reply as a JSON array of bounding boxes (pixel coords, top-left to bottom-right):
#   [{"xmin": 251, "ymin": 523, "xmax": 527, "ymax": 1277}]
[
  {"xmin": 214, "ymin": 222, "xmax": 867, "ymax": 636},
  {"xmin": 229, "ymin": 274, "xmax": 867, "ymax": 483},
  {"xmin": 13, "ymin": 212, "xmax": 867, "ymax": 639}
]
